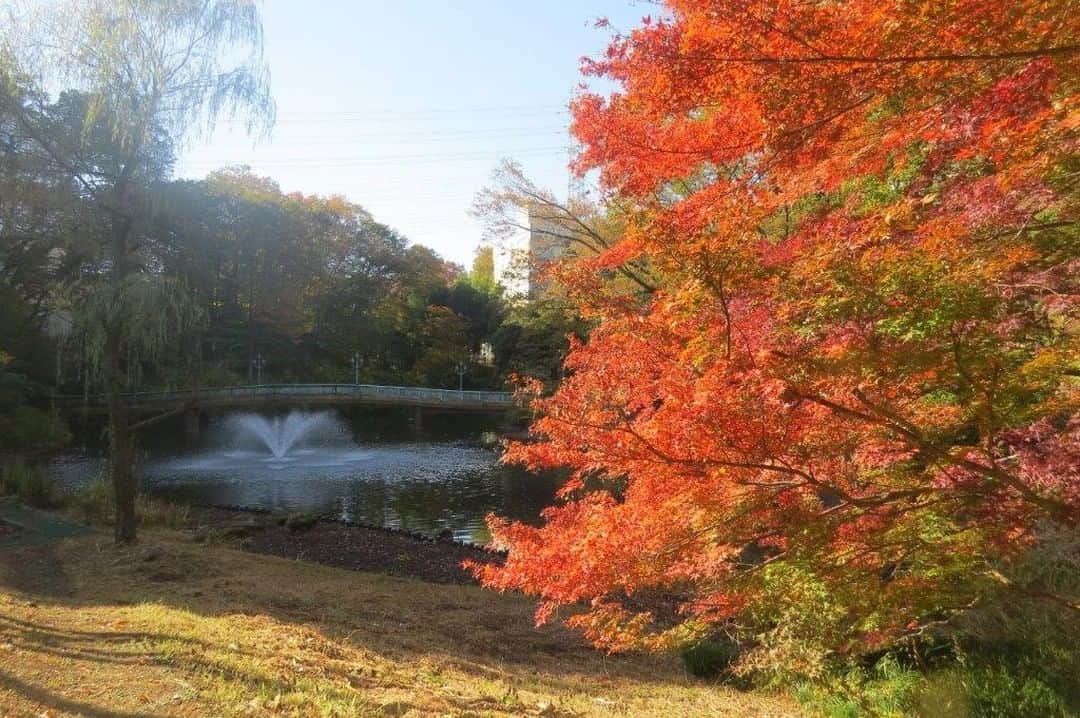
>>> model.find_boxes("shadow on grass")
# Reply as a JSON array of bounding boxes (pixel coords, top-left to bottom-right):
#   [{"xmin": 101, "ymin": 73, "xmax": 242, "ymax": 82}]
[
  {"xmin": 0, "ymin": 613, "xmax": 207, "ymax": 647},
  {"xmin": 0, "ymin": 670, "xmax": 153, "ymax": 718},
  {"xmin": 0, "ymin": 532, "xmax": 733, "ymax": 717}
]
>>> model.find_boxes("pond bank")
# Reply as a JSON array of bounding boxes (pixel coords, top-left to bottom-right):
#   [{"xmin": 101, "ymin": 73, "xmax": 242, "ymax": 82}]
[{"xmin": 191, "ymin": 506, "xmax": 502, "ymax": 584}]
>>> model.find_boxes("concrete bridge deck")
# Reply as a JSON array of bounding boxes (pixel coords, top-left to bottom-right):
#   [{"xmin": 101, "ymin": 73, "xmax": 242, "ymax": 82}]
[{"xmin": 55, "ymin": 383, "xmax": 516, "ymax": 413}]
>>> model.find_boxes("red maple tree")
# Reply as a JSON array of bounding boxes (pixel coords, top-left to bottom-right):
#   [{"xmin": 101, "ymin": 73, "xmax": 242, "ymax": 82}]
[{"xmin": 473, "ymin": 0, "xmax": 1079, "ymax": 664}]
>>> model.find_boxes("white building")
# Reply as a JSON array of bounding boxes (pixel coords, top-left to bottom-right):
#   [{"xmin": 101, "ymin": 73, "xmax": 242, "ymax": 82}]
[{"xmin": 494, "ymin": 206, "xmax": 568, "ymax": 299}]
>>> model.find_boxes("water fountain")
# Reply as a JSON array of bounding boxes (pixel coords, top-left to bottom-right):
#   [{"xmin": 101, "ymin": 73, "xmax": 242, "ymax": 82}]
[
  {"xmin": 144, "ymin": 409, "xmax": 373, "ymax": 482},
  {"xmin": 229, "ymin": 411, "xmax": 340, "ymax": 459}
]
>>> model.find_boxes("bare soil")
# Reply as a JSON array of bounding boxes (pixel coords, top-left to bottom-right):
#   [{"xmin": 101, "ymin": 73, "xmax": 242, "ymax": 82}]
[{"xmin": 193, "ymin": 507, "xmax": 503, "ymax": 584}]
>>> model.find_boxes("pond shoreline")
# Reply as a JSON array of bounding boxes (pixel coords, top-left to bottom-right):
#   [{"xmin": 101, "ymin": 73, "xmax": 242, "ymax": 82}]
[{"xmin": 190, "ymin": 505, "xmax": 505, "ymax": 585}]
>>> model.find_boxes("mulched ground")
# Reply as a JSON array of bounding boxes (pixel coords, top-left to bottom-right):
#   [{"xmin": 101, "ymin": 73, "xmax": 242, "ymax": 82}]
[{"xmin": 192, "ymin": 507, "xmax": 504, "ymax": 585}]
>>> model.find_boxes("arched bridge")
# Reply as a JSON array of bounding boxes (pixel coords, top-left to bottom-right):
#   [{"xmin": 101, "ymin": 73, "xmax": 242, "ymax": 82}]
[{"xmin": 55, "ymin": 383, "xmax": 516, "ymax": 413}]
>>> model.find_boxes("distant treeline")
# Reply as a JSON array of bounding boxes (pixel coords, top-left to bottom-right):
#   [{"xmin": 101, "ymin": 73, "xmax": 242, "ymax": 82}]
[{"xmin": 0, "ymin": 94, "xmax": 583, "ymax": 452}]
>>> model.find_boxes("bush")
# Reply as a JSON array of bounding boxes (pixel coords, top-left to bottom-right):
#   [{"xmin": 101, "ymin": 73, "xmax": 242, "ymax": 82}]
[
  {"xmin": 137, "ymin": 496, "xmax": 191, "ymax": 529},
  {"xmin": 681, "ymin": 639, "xmax": 740, "ymax": 680},
  {"xmin": 958, "ymin": 663, "xmax": 1071, "ymax": 718},
  {"xmin": 793, "ymin": 649, "xmax": 1076, "ymax": 718},
  {"xmin": 0, "ymin": 405, "xmax": 70, "ymax": 453},
  {"xmin": 69, "ymin": 472, "xmax": 190, "ymax": 529},
  {"xmin": 793, "ymin": 656, "xmax": 927, "ymax": 718},
  {"xmin": 284, "ymin": 512, "xmax": 319, "ymax": 532},
  {"xmin": 1, "ymin": 458, "xmax": 57, "ymax": 508},
  {"xmin": 69, "ymin": 473, "xmax": 114, "ymax": 524}
]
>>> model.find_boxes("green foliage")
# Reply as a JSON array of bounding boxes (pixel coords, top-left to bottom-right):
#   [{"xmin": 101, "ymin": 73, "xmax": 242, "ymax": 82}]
[
  {"xmin": 681, "ymin": 639, "xmax": 740, "ymax": 680},
  {"xmin": 0, "ymin": 458, "xmax": 57, "ymax": 508},
  {"xmin": 469, "ymin": 246, "xmax": 497, "ymax": 293},
  {"xmin": 793, "ymin": 662, "xmax": 924, "ymax": 718},
  {"xmin": 0, "ymin": 369, "xmax": 33, "ymax": 408},
  {"xmin": 491, "ymin": 297, "xmax": 588, "ymax": 388},
  {"xmin": 0, "ymin": 338, "xmax": 70, "ymax": 455},
  {"xmin": 741, "ymin": 562, "xmax": 849, "ymax": 682},
  {"xmin": 430, "ymin": 279, "xmax": 505, "ymax": 351},
  {"xmin": 69, "ymin": 472, "xmax": 190, "ymax": 529},
  {"xmin": 69, "ymin": 473, "xmax": 115, "ymax": 525},
  {"xmin": 774, "ymin": 528, "xmax": 1080, "ymax": 716},
  {"xmin": 0, "ymin": 405, "xmax": 71, "ymax": 453},
  {"xmin": 853, "ymin": 144, "xmax": 928, "ymax": 214},
  {"xmin": 154, "ymin": 170, "xmax": 511, "ymax": 390},
  {"xmin": 794, "ymin": 648, "xmax": 1076, "ymax": 718},
  {"xmin": 956, "ymin": 662, "xmax": 1072, "ymax": 718},
  {"xmin": 0, "ymin": 290, "xmax": 58, "ymax": 391},
  {"xmin": 283, "ymin": 512, "xmax": 319, "ymax": 532},
  {"xmin": 71, "ymin": 275, "xmax": 204, "ymax": 391}
]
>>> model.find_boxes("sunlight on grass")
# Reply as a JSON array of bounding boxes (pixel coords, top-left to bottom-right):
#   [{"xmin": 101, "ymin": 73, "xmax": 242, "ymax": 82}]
[{"xmin": 0, "ymin": 531, "xmax": 798, "ymax": 717}]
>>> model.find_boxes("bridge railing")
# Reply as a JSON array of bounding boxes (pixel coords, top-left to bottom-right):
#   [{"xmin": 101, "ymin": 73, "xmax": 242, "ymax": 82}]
[{"xmin": 54, "ymin": 383, "xmax": 515, "ymax": 407}]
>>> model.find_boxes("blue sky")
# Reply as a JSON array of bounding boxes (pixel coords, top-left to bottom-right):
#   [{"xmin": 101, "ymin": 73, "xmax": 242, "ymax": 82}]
[{"xmin": 177, "ymin": 1, "xmax": 654, "ymax": 266}]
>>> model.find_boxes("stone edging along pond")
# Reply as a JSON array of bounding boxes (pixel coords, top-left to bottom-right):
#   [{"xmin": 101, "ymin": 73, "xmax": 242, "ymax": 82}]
[
  {"xmin": 188, "ymin": 503, "xmax": 508, "ymax": 585},
  {"xmin": 197, "ymin": 502, "xmax": 507, "ymax": 555}
]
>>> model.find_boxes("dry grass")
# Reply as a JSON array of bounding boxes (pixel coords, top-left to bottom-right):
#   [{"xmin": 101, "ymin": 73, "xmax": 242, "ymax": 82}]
[{"xmin": 0, "ymin": 530, "xmax": 801, "ymax": 717}]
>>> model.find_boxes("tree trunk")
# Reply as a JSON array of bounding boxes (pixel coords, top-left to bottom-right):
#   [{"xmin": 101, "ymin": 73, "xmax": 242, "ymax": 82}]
[
  {"xmin": 105, "ymin": 330, "xmax": 137, "ymax": 544},
  {"xmin": 110, "ymin": 409, "xmax": 137, "ymax": 544},
  {"xmin": 107, "ymin": 175, "xmax": 137, "ymax": 544}
]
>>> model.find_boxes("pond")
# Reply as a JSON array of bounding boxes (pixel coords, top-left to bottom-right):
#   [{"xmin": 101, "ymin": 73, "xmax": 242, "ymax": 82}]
[{"xmin": 50, "ymin": 408, "xmax": 560, "ymax": 545}]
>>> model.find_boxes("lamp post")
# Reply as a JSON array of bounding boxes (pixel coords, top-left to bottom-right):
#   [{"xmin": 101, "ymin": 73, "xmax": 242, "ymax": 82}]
[
  {"xmin": 351, "ymin": 352, "xmax": 362, "ymax": 385},
  {"xmin": 251, "ymin": 353, "xmax": 266, "ymax": 384},
  {"xmin": 456, "ymin": 360, "xmax": 467, "ymax": 392}
]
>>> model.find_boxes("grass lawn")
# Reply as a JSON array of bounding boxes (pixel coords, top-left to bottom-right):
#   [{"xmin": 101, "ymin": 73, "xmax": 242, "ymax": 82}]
[{"xmin": 0, "ymin": 529, "xmax": 800, "ymax": 717}]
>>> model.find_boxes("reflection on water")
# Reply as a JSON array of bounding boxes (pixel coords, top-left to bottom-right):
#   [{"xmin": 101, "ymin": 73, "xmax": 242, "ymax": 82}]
[{"xmin": 52, "ymin": 409, "xmax": 560, "ymax": 545}]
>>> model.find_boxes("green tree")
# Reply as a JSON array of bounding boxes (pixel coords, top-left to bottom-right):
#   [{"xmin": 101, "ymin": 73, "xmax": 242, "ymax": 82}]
[
  {"xmin": 1, "ymin": 0, "xmax": 273, "ymax": 543},
  {"xmin": 491, "ymin": 296, "xmax": 587, "ymax": 389},
  {"xmin": 411, "ymin": 305, "xmax": 470, "ymax": 388},
  {"xmin": 469, "ymin": 246, "xmax": 496, "ymax": 293},
  {"xmin": 430, "ymin": 280, "xmax": 504, "ymax": 353}
]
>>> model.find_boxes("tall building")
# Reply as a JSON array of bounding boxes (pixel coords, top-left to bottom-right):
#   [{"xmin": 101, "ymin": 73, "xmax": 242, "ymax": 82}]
[{"xmin": 493, "ymin": 205, "xmax": 568, "ymax": 299}]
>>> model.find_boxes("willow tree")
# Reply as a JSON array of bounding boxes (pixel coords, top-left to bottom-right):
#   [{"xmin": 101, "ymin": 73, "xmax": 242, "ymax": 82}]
[{"xmin": 0, "ymin": 0, "xmax": 274, "ymax": 543}]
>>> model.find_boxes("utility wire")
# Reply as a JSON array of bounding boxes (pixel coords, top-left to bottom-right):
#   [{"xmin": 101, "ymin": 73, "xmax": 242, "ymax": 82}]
[
  {"xmin": 180, "ymin": 146, "xmax": 570, "ymax": 169},
  {"xmin": 228, "ymin": 129, "xmax": 569, "ymax": 144},
  {"xmin": 220, "ymin": 109, "xmax": 570, "ymax": 126}
]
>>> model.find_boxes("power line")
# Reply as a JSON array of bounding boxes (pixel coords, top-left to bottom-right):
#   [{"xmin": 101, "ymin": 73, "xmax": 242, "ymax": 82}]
[
  {"xmin": 271, "ymin": 103, "xmax": 569, "ymax": 117},
  {"xmin": 196, "ymin": 132, "xmax": 569, "ymax": 150},
  {"xmin": 219, "ymin": 109, "xmax": 570, "ymax": 127},
  {"xmin": 180, "ymin": 146, "xmax": 570, "ymax": 169}
]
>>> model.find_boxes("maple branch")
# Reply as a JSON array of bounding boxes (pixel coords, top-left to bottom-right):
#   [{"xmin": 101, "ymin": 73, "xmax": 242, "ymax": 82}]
[
  {"xmin": 986, "ymin": 569, "xmax": 1080, "ymax": 613},
  {"xmin": 990, "ymin": 220, "xmax": 1079, "ymax": 237},
  {"xmin": 610, "ymin": 93, "xmax": 874, "ymax": 160},
  {"xmin": 611, "ymin": 407, "xmax": 834, "ymax": 486},
  {"xmin": 609, "ymin": 404, "xmax": 944, "ymax": 512},
  {"xmin": 507, "ymin": 185, "xmax": 658, "ymax": 292},
  {"xmin": 793, "ymin": 388, "xmax": 1074, "ymax": 521},
  {"xmin": 698, "ymin": 252, "xmax": 732, "ymax": 359},
  {"xmin": 743, "ymin": 11, "xmax": 827, "ymax": 58},
  {"xmin": 687, "ymin": 45, "xmax": 1080, "ymax": 66}
]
